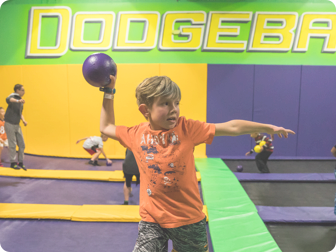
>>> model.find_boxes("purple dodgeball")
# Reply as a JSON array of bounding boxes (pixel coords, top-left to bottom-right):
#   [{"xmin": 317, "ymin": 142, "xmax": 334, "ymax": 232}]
[
  {"xmin": 237, "ymin": 165, "xmax": 243, "ymax": 172},
  {"xmin": 82, "ymin": 53, "xmax": 117, "ymax": 87}
]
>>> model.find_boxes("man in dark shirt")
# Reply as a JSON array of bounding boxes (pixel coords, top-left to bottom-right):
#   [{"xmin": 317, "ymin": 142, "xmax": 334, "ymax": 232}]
[{"xmin": 4, "ymin": 84, "xmax": 27, "ymax": 170}]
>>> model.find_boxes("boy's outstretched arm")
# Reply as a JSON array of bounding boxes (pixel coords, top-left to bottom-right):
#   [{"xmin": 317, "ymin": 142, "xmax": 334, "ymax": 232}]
[
  {"xmin": 100, "ymin": 74, "xmax": 118, "ymax": 140},
  {"xmin": 215, "ymin": 120, "xmax": 295, "ymax": 140},
  {"xmin": 76, "ymin": 137, "xmax": 88, "ymax": 144}
]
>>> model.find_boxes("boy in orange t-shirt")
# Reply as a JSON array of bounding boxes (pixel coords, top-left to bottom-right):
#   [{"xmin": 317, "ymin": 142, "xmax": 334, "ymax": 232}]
[
  {"xmin": 99, "ymin": 73, "xmax": 295, "ymax": 252},
  {"xmin": 0, "ymin": 107, "xmax": 8, "ymax": 167}
]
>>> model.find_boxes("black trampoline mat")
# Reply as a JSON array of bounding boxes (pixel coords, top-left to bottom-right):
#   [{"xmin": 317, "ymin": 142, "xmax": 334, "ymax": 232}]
[
  {"xmin": 241, "ymin": 182, "xmax": 336, "ymax": 207},
  {"xmin": 266, "ymin": 224, "xmax": 336, "ymax": 252},
  {"xmin": 223, "ymin": 160, "xmax": 336, "ymax": 173}
]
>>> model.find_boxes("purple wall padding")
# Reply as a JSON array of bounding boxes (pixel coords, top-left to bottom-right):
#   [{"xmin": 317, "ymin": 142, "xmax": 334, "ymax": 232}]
[
  {"xmin": 253, "ymin": 65, "xmax": 301, "ymax": 156},
  {"xmin": 207, "ymin": 64, "xmax": 336, "ymax": 159},
  {"xmin": 297, "ymin": 66, "xmax": 336, "ymax": 157},
  {"xmin": 234, "ymin": 172, "xmax": 335, "ymax": 182},
  {"xmin": 256, "ymin": 206, "xmax": 336, "ymax": 223},
  {"xmin": 207, "ymin": 64, "xmax": 254, "ymax": 157}
]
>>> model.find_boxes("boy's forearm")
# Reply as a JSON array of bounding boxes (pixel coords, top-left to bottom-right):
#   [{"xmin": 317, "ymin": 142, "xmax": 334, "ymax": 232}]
[
  {"xmin": 101, "ymin": 149, "xmax": 108, "ymax": 159},
  {"xmin": 100, "ymin": 95, "xmax": 117, "ymax": 140},
  {"xmin": 215, "ymin": 120, "xmax": 272, "ymax": 137}
]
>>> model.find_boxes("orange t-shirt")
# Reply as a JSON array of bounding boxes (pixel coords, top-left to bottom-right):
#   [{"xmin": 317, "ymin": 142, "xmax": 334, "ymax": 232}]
[
  {"xmin": 0, "ymin": 120, "xmax": 7, "ymax": 141},
  {"xmin": 116, "ymin": 116, "xmax": 216, "ymax": 228}
]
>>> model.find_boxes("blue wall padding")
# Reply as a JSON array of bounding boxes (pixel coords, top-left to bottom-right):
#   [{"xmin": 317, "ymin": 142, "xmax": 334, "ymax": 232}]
[
  {"xmin": 207, "ymin": 64, "xmax": 254, "ymax": 157},
  {"xmin": 297, "ymin": 66, "xmax": 336, "ymax": 157},
  {"xmin": 253, "ymin": 65, "xmax": 301, "ymax": 157},
  {"xmin": 207, "ymin": 64, "xmax": 336, "ymax": 159}
]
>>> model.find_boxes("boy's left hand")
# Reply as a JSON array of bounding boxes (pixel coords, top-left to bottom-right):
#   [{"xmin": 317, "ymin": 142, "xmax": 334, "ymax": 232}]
[
  {"xmin": 106, "ymin": 159, "xmax": 112, "ymax": 165},
  {"xmin": 23, "ymin": 121, "xmax": 28, "ymax": 126},
  {"xmin": 266, "ymin": 126, "xmax": 295, "ymax": 140}
]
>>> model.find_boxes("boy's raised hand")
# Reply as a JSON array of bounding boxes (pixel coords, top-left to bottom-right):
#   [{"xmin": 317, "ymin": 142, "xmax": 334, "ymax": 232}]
[
  {"xmin": 108, "ymin": 64, "xmax": 117, "ymax": 89},
  {"xmin": 266, "ymin": 125, "xmax": 295, "ymax": 140}
]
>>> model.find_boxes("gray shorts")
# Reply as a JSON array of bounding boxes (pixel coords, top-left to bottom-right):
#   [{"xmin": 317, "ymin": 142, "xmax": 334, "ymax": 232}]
[{"xmin": 133, "ymin": 217, "xmax": 208, "ymax": 252}]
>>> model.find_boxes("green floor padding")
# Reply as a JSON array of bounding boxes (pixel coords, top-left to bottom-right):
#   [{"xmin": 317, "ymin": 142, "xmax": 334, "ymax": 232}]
[{"xmin": 195, "ymin": 158, "xmax": 281, "ymax": 252}]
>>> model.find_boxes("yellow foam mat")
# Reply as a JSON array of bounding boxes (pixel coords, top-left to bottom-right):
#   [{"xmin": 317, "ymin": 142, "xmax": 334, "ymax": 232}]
[
  {"xmin": 0, "ymin": 203, "xmax": 80, "ymax": 220},
  {"xmin": 0, "ymin": 203, "xmax": 208, "ymax": 222},
  {"xmin": 0, "ymin": 168, "xmax": 201, "ymax": 182}
]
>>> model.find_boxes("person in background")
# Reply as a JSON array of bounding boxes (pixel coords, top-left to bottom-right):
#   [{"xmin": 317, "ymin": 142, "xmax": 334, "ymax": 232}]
[
  {"xmin": 5, "ymin": 84, "xmax": 27, "ymax": 170},
  {"xmin": 0, "ymin": 107, "xmax": 8, "ymax": 167},
  {"xmin": 122, "ymin": 149, "xmax": 140, "ymax": 205},
  {"xmin": 245, "ymin": 133, "xmax": 274, "ymax": 173},
  {"xmin": 76, "ymin": 134, "xmax": 112, "ymax": 166}
]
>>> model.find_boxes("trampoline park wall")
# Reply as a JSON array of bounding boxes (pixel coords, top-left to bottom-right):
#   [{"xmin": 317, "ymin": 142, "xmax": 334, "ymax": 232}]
[{"xmin": 1, "ymin": 0, "xmax": 336, "ymax": 160}]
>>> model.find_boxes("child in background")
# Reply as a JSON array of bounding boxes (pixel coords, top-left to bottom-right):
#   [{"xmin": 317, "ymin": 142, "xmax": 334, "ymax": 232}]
[
  {"xmin": 100, "ymin": 74, "xmax": 294, "ymax": 252},
  {"xmin": 245, "ymin": 133, "xmax": 274, "ymax": 173},
  {"xmin": 0, "ymin": 107, "xmax": 8, "ymax": 167},
  {"xmin": 76, "ymin": 134, "xmax": 112, "ymax": 166},
  {"xmin": 122, "ymin": 149, "xmax": 140, "ymax": 205}
]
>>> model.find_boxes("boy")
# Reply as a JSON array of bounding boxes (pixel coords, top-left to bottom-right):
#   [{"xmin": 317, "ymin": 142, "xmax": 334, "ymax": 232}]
[
  {"xmin": 122, "ymin": 149, "xmax": 140, "ymax": 205},
  {"xmin": 0, "ymin": 107, "xmax": 8, "ymax": 167},
  {"xmin": 76, "ymin": 134, "xmax": 112, "ymax": 166},
  {"xmin": 245, "ymin": 133, "xmax": 274, "ymax": 173},
  {"xmin": 100, "ymin": 74, "xmax": 294, "ymax": 252}
]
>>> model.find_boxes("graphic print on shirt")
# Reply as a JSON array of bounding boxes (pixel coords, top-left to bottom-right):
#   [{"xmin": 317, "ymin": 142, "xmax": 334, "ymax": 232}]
[
  {"xmin": 138, "ymin": 130, "xmax": 186, "ymax": 195},
  {"xmin": 0, "ymin": 126, "xmax": 4, "ymax": 135}
]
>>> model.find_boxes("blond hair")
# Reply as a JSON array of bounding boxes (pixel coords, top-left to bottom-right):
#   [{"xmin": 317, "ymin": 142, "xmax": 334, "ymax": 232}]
[{"xmin": 136, "ymin": 76, "xmax": 181, "ymax": 108}]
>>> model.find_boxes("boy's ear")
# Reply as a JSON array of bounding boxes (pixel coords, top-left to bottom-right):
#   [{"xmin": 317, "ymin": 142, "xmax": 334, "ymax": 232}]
[{"xmin": 139, "ymin": 104, "xmax": 150, "ymax": 119}]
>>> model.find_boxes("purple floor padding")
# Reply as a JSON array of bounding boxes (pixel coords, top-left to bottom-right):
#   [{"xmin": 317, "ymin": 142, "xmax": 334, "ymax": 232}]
[
  {"xmin": 0, "ymin": 149, "xmax": 123, "ymax": 171},
  {"xmin": 257, "ymin": 206, "xmax": 336, "ymax": 224},
  {"xmin": 0, "ymin": 176, "xmax": 139, "ymax": 205},
  {"xmin": 0, "ymin": 176, "xmax": 205, "ymax": 205},
  {"xmin": 0, "ymin": 220, "xmax": 213, "ymax": 252},
  {"xmin": 235, "ymin": 172, "xmax": 336, "ymax": 182}
]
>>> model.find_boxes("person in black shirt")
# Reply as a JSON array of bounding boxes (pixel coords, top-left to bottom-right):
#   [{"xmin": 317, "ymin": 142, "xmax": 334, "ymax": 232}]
[
  {"xmin": 4, "ymin": 84, "xmax": 27, "ymax": 170},
  {"xmin": 123, "ymin": 149, "xmax": 140, "ymax": 205}
]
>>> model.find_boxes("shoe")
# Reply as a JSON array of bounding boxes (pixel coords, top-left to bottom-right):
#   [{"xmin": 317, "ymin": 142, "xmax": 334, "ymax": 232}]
[
  {"xmin": 123, "ymin": 201, "xmax": 129, "ymax": 205},
  {"xmin": 10, "ymin": 162, "xmax": 20, "ymax": 170},
  {"xmin": 18, "ymin": 162, "xmax": 27, "ymax": 171},
  {"xmin": 88, "ymin": 160, "xmax": 95, "ymax": 166},
  {"xmin": 93, "ymin": 160, "xmax": 100, "ymax": 166}
]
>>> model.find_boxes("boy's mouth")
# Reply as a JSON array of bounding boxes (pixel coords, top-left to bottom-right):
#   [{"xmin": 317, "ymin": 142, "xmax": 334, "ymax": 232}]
[{"xmin": 167, "ymin": 117, "xmax": 176, "ymax": 122}]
